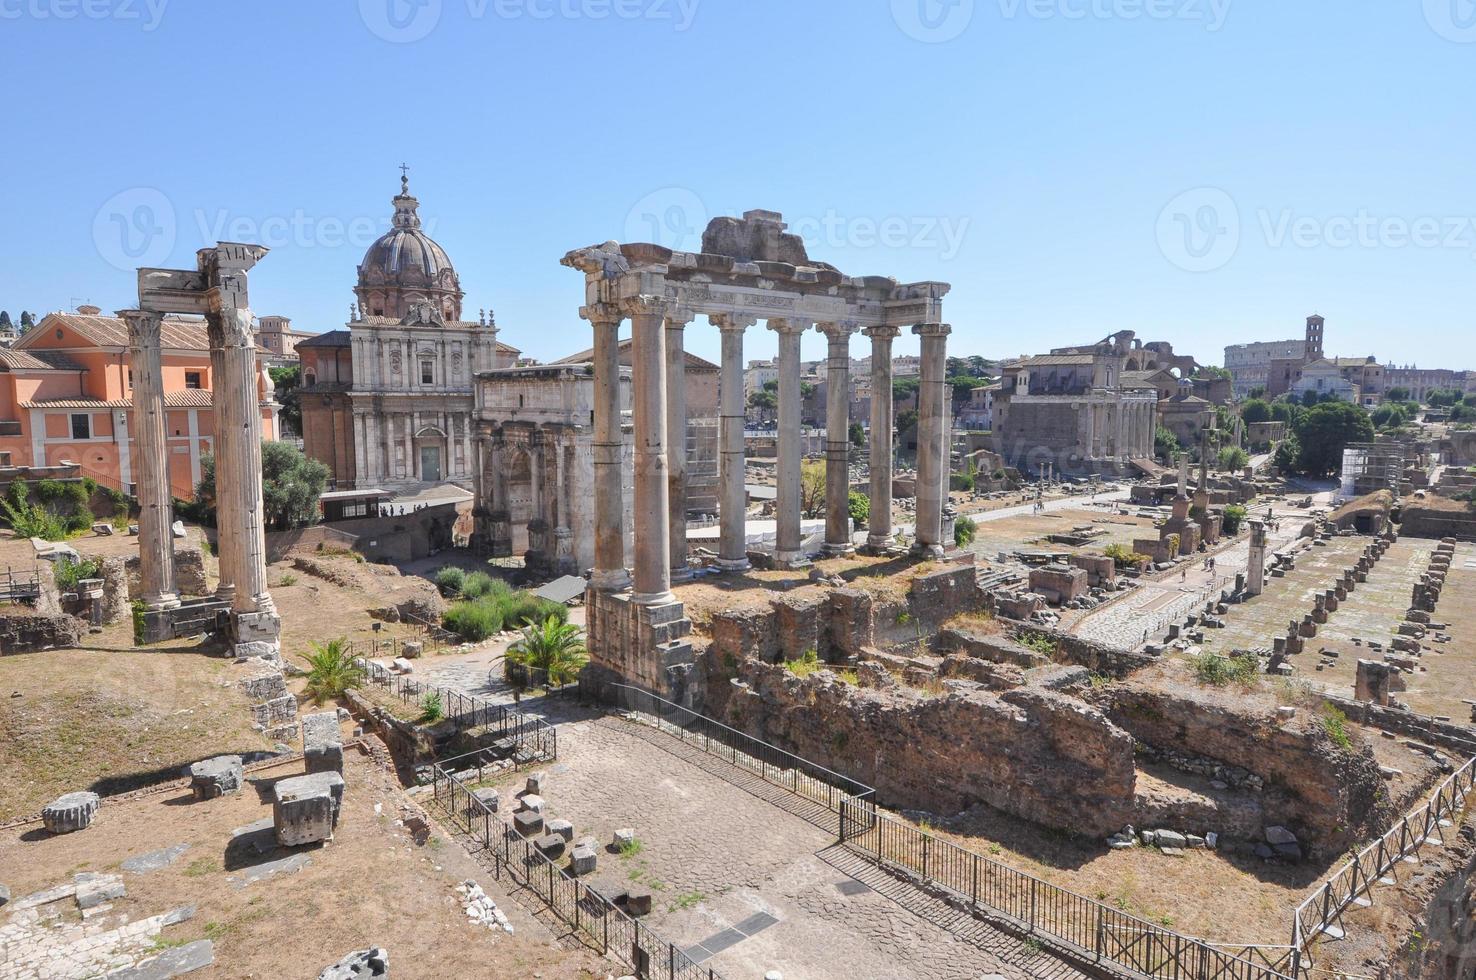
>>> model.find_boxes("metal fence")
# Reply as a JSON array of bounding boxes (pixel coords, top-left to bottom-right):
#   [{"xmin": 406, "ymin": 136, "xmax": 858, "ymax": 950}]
[
  {"xmin": 589, "ymin": 680, "xmax": 1291, "ymax": 980},
  {"xmin": 431, "ymin": 753, "xmax": 724, "ymax": 980},
  {"xmin": 598, "ymin": 682, "xmax": 876, "ymax": 817},
  {"xmin": 1290, "ymin": 752, "xmax": 1476, "ymax": 970},
  {"xmin": 354, "ymin": 656, "xmax": 557, "ymax": 764},
  {"xmin": 840, "ymin": 807, "xmax": 1293, "ymax": 980}
]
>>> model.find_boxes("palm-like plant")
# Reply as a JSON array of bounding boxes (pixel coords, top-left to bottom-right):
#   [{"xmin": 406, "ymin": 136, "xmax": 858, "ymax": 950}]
[
  {"xmin": 303, "ymin": 637, "xmax": 365, "ymax": 705},
  {"xmin": 506, "ymin": 616, "xmax": 588, "ymax": 688}
]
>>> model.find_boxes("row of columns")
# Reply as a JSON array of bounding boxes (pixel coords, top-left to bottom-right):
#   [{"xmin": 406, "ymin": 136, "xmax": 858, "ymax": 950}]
[{"xmin": 584, "ymin": 297, "xmax": 952, "ymax": 601}]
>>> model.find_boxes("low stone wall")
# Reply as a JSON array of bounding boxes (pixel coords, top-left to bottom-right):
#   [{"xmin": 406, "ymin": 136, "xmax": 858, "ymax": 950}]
[
  {"xmin": 1328, "ymin": 694, "xmax": 1476, "ymax": 757},
  {"xmin": 720, "ymin": 659, "xmax": 1137, "ymax": 836},
  {"xmin": 0, "ymin": 612, "xmax": 83, "ymax": 653},
  {"xmin": 125, "ymin": 545, "xmax": 211, "ymax": 599},
  {"xmin": 1000, "ymin": 622, "xmax": 1157, "ymax": 679},
  {"xmin": 1101, "ymin": 682, "xmax": 1392, "ymax": 857},
  {"xmin": 936, "ymin": 626, "xmax": 1049, "ymax": 669},
  {"xmin": 1400, "ymin": 502, "xmax": 1476, "ymax": 541}
]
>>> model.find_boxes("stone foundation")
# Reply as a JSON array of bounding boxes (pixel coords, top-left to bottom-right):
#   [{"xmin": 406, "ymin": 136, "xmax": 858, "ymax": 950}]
[{"xmin": 585, "ymin": 589, "xmax": 695, "ymax": 705}]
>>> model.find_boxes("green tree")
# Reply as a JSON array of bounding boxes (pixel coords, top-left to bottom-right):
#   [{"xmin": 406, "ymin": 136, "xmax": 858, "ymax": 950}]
[
  {"xmin": 1217, "ymin": 446, "xmax": 1249, "ymax": 472},
  {"xmin": 1269, "ymin": 400, "xmax": 1300, "ymax": 425},
  {"xmin": 1240, "ymin": 399, "xmax": 1272, "ymax": 425},
  {"xmin": 1429, "ymin": 388, "xmax": 1463, "ymax": 408},
  {"xmin": 892, "ymin": 376, "xmax": 921, "ymax": 403},
  {"xmin": 269, "ymin": 365, "xmax": 302, "ymax": 437},
  {"xmin": 1195, "ymin": 365, "xmax": 1232, "ymax": 380},
  {"xmin": 194, "ymin": 441, "xmax": 329, "ymax": 531},
  {"xmin": 847, "ymin": 489, "xmax": 870, "ymax": 528},
  {"xmin": 747, "ymin": 388, "xmax": 777, "ymax": 419},
  {"xmin": 1247, "ymin": 385, "xmax": 1267, "ymax": 400},
  {"xmin": 1385, "ymin": 387, "xmax": 1410, "ymax": 402},
  {"xmin": 18, "ymin": 311, "xmax": 34, "ymax": 333},
  {"xmin": 1371, "ymin": 404, "xmax": 1408, "ymax": 429},
  {"xmin": 1273, "ymin": 432, "xmax": 1301, "ymax": 473},
  {"xmin": 0, "ymin": 311, "xmax": 10, "ymax": 332},
  {"xmin": 800, "ymin": 460, "xmax": 826, "ymax": 518},
  {"xmin": 1155, "ymin": 425, "xmax": 1182, "ymax": 462},
  {"xmin": 895, "ymin": 408, "xmax": 919, "ymax": 440},
  {"xmin": 848, "ymin": 421, "xmax": 865, "ymax": 448},
  {"xmin": 1293, "ymin": 402, "xmax": 1375, "ymax": 477},
  {"xmin": 954, "ymin": 515, "xmax": 978, "ymax": 547},
  {"xmin": 506, "ymin": 617, "xmax": 589, "ymax": 687}
]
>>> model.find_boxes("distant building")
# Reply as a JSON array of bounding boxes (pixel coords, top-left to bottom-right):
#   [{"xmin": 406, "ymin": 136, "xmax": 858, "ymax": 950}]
[
  {"xmin": 255, "ymin": 315, "xmax": 317, "ymax": 368},
  {"xmin": 1, "ymin": 306, "xmax": 277, "ymax": 498},
  {"xmin": 744, "ymin": 358, "xmax": 777, "ymax": 398},
  {"xmin": 1383, "ymin": 365, "xmax": 1476, "ymax": 403},
  {"xmin": 1289, "ymin": 357, "xmax": 1384, "ymax": 406},
  {"xmin": 1224, "ymin": 315, "xmax": 1324, "ymax": 398},
  {"xmin": 956, "ymin": 382, "xmax": 997, "ymax": 430}
]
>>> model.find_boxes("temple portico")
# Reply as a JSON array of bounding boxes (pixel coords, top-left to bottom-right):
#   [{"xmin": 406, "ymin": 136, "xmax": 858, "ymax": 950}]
[{"xmin": 563, "ymin": 210, "xmax": 952, "ymax": 701}]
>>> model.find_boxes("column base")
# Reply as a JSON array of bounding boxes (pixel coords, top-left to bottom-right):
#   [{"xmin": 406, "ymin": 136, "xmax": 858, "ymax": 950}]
[
  {"xmin": 774, "ymin": 550, "xmax": 811, "ymax": 569},
  {"xmin": 143, "ymin": 593, "xmax": 181, "ymax": 612},
  {"xmin": 591, "ymin": 568, "xmax": 633, "ymax": 593},
  {"xmin": 632, "ymin": 589, "xmax": 677, "ymax": 607},
  {"xmin": 910, "ymin": 542, "xmax": 946, "ymax": 561},
  {"xmin": 670, "ymin": 565, "xmax": 694, "ymax": 585},
  {"xmin": 821, "ymin": 542, "xmax": 856, "ymax": 558},
  {"xmin": 863, "ymin": 534, "xmax": 898, "ymax": 556},
  {"xmin": 716, "ymin": 557, "xmax": 751, "ymax": 573}
]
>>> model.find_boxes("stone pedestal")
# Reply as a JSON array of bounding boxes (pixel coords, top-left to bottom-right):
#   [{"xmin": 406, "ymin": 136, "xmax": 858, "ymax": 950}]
[
  {"xmin": 585, "ymin": 588, "xmax": 695, "ymax": 705},
  {"xmin": 273, "ymin": 771, "xmax": 345, "ymax": 847},
  {"xmin": 302, "ymin": 711, "xmax": 344, "ymax": 774}
]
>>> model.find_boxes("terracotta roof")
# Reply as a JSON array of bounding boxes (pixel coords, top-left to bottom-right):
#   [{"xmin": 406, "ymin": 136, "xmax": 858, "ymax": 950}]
[
  {"xmin": 554, "ymin": 338, "xmax": 719, "ymax": 372},
  {"xmin": 1020, "ymin": 354, "xmax": 1096, "ymax": 367},
  {"xmin": 0, "ymin": 349, "xmax": 82, "ymax": 372},
  {"xmin": 26, "ymin": 313, "xmax": 211, "ymax": 351},
  {"xmin": 21, "ymin": 389, "xmax": 218, "ymax": 410},
  {"xmin": 297, "ymin": 330, "xmax": 352, "ymax": 349}
]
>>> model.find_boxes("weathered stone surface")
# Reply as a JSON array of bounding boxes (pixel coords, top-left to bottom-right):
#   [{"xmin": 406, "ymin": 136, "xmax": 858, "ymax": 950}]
[
  {"xmin": 472, "ymin": 788, "xmax": 499, "ymax": 813},
  {"xmin": 613, "ymin": 828, "xmax": 636, "ymax": 849},
  {"xmin": 534, "ymin": 834, "xmax": 566, "ymax": 859},
  {"xmin": 513, "ymin": 810, "xmax": 543, "ymax": 837},
  {"xmin": 519, "ymin": 793, "xmax": 545, "ymax": 814},
  {"xmin": 189, "ymin": 755, "xmax": 244, "ymax": 800},
  {"xmin": 74, "ymin": 871, "xmax": 125, "ymax": 910},
  {"xmin": 317, "ymin": 947, "xmax": 389, "ymax": 980},
  {"xmin": 42, "ymin": 791, "xmax": 100, "ymax": 834},
  {"xmin": 624, "ymin": 891, "xmax": 653, "ymax": 917},
  {"xmin": 121, "ymin": 843, "xmax": 190, "ymax": 874},
  {"xmin": 109, "ymin": 939, "xmax": 215, "ymax": 980},
  {"xmin": 0, "ymin": 883, "xmax": 9, "ymax": 907},
  {"xmin": 546, "ymin": 818, "xmax": 574, "ymax": 842},
  {"xmin": 570, "ymin": 844, "xmax": 597, "ymax": 875},
  {"xmin": 0, "ymin": 612, "xmax": 84, "ymax": 653},
  {"xmin": 525, "ymin": 772, "xmax": 546, "ymax": 795},
  {"xmin": 273, "ymin": 772, "xmax": 346, "ymax": 847},
  {"xmin": 303, "ymin": 711, "xmax": 345, "ymax": 774},
  {"xmin": 235, "ymin": 640, "xmax": 281, "ymax": 662}
]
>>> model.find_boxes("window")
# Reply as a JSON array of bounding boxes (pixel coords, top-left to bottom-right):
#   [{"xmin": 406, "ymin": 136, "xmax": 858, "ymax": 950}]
[
  {"xmin": 70, "ymin": 414, "xmax": 91, "ymax": 440},
  {"xmin": 0, "ymin": 452, "xmax": 11, "ymax": 467},
  {"xmin": 127, "ymin": 369, "xmax": 133, "ymax": 389},
  {"xmin": 420, "ymin": 360, "xmax": 434, "ymax": 385},
  {"xmin": 185, "ymin": 371, "xmax": 203, "ymax": 389}
]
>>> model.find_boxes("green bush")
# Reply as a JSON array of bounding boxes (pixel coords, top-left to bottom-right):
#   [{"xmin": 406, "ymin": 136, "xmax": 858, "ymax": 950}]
[
  {"xmin": 460, "ymin": 571, "xmax": 495, "ymax": 599},
  {"xmin": 53, "ymin": 556, "xmax": 103, "ymax": 593},
  {"xmin": 1321, "ymin": 704, "xmax": 1352, "ymax": 750},
  {"xmin": 443, "ymin": 600, "xmax": 504, "ymax": 641},
  {"xmin": 1192, "ymin": 653, "xmax": 1259, "ymax": 687},
  {"xmin": 954, "ymin": 515, "xmax": 978, "ymax": 547},
  {"xmin": 1222, "ymin": 503, "xmax": 1249, "ymax": 536},
  {"xmin": 433, "ymin": 566, "xmax": 466, "ymax": 596},
  {"xmin": 418, "ymin": 691, "xmax": 445, "ymax": 723}
]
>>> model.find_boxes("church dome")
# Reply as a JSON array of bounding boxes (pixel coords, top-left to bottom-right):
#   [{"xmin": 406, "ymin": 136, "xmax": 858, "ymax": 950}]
[{"xmin": 355, "ymin": 174, "xmax": 464, "ymax": 323}]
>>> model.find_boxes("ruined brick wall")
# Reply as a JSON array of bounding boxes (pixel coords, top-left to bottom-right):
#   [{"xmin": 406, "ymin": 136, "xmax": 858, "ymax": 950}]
[
  {"xmin": 721, "ymin": 661, "xmax": 1137, "ymax": 836},
  {"xmin": 0, "ymin": 612, "xmax": 83, "ymax": 653},
  {"xmin": 1103, "ymin": 683, "xmax": 1391, "ymax": 857},
  {"xmin": 1400, "ymin": 502, "xmax": 1476, "ymax": 541},
  {"xmin": 125, "ymin": 544, "xmax": 212, "ymax": 599}
]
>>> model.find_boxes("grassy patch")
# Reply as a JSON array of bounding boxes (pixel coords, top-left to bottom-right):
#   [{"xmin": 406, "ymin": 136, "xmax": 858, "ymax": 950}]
[
  {"xmin": 1191, "ymin": 652, "xmax": 1260, "ymax": 687},
  {"xmin": 668, "ymin": 890, "xmax": 705, "ymax": 912},
  {"xmin": 184, "ymin": 857, "xmax": 220, "ymax": 878},
  {"xmin": 1320, "ymin": 704, "xmax": 1353, "ymax": 750}
]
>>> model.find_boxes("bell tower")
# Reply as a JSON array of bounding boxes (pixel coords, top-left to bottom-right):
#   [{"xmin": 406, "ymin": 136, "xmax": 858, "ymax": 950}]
[{"xmin": 1306, "ymin": 314, "xmax": 1325, "ymax": 360}]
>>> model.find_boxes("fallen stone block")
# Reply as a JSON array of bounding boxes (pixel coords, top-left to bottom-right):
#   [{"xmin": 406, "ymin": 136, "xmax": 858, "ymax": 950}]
[
  {"xmin": 518, "ymin": 794, "xmax": 545, "ymax": 814},
  {"xmin": 317, "ymin": 947, "xmax": 390, "ymax": 980},
  {"xmin": 472, "ymin": 788, "xmax": 499, "ymax": 813},
  {"xmin": 546, "ymin": 818, "xmax": 574, "ymax": 842},
  {"xmin": 42, "ymin": 791, "xmax": 100, "ymax": 834},
  {"xmin": 109, "ymin": 939, "xmax": 215, "ymax": 980},
  {"xmin": 624, "ymin": 891, "xmax": 653, "ymax": 917},
  {"xmin": 613, "ymin": 828, "xmax": 636, "ymax": 850},
  {"xmin": 534, "ymin": 834, "xmax": 566, "ymax": 860},
  {"xmin": 189, "ymin": 755, "xmax": 244, "ymax": 800},
  {"xmin": 402, "ymin": 640, "xmax": 424, "ymax": 659},
  {"xmin": 392, "ymin": 658, "xmax": 414, "ymax": 674},
  {"xmin": 74, "ymin": 872, "xmax": 125, "ymax": 910},
  {"xmin": 525, "ymin": 771, "xmax": 546, "ymax": 795},
  {"xmin": 513, "ymin": 810, "xmax": 543, "ymax": 838},
  {"xmin": 302, "ymin": 712, "xmax": 345, "ymax": 775},
  {"xmin": 570, "ymin": 843, "xmax": 597, "ymax": 875},
  {"xmin": 274, "ymin": 772, "xmax": 347, "ymax": 847}
]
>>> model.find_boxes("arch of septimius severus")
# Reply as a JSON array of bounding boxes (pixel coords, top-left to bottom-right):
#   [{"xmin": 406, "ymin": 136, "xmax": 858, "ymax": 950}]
[
  {"xmin": 123, "ymin": 243, "xmax": 280, "ymax": 660},
  {"xmin": 562, "ymin": 209, "xmax": 951, "ymax": 702}
]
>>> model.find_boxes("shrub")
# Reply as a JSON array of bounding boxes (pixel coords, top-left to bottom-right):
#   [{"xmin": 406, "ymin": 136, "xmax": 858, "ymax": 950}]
[
  {"xmin": 1191, "ymin": 652, "xmax": 1259, "ymax": 687},
  {"xmin": 433, "ymin": 566, "xmax": 466, "ymax": 596},
  {"xmin": 460, "ymin": 571, "xmax": 495, "ymax": 599},
  {"xmin": 847, "ymin": 489, "xmax": 870, "ymax": 528},
  {"xmin": 1018, "ymin": 632, "xmax": 1057, "ymax": 656},
  {"xmin": 303, "ymin": 638, "xmax": 365, "ymax": 705},
  {"xmin": 418, "ymin": 691, "xmax": 445, "ymax": 723},
  {"xmin": 506, "ymin": 616, "xmax": 589, "ymax": 687},
  {"xmin": 1222, "ymin": 503, "xmax": 1249, "ymax": 536},
  {"xmin": 443, "ymin": 600, "xmax": 504, "ymax": 642},
  {"xmin": 1104, "ymin": 543, "xmax": 1150, "ymax": 569},
  {"xmin": 131, "ymin": 599, "xmax": 147, "ymax": 646},
  {"xmin": 53, "ymin": 556, "xmax": 103, "ymax": 593},
  {"xmin": 784, "ymin": 648, "xmax": 823, "ymax": 679},
  {"xmin": 954, "ymin": 516, "xmax": 978, "ymax": 547},
  {"xmin": 1321, "ymin": 704, "xmax": 1352, "ymax": 750}
]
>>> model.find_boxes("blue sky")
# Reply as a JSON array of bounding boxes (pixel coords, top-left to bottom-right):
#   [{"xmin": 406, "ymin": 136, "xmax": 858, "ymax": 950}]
[{"xmin": 3, "ymin": 0, "xmax": 1475, "ymax": 370}]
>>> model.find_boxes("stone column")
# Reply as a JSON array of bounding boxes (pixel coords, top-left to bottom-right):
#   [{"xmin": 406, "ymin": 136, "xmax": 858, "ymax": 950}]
[
  {"xmin": 208, "ymin": 338, "xmax": 237, "ymax": 603},
  {"xmin": 1247, "ymin": 520, "xmax": 1268, "ymax": 596},
  {"xmin": 665, "ymin": 309, "xmax": 693, "ymax": 582},
  {"xmin": 819, "ymin": 322, "xmax": 857, "ymax": 556},
  {"xmin": 714, "ymin": 313, "xmax": 756, "ymax": 571},
  {"xmin": 627, "ymin": 296, "xmax": 674, "ymax": 605},
  {"xmin": 864, "ymin": 326, "xmax": 901, "ymax": 552},
  {"xmin": 769, "ymin": 318, "xmax": 810, "ymax": 566},
  {"xmin": 120, "ymin": 310, "xmax": 178, "ymax": 611},
  {"xmin": 584, "ymin": 305, "xmax": 631, "ymax": 592},
  {"xmin": 912, "ymin": 323, "xmax": 952, "ymax": 559}
]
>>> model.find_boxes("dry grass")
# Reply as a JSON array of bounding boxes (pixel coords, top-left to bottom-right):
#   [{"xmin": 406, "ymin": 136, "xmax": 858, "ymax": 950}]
[
  {"xmin": 943, "ymin": 609, "xmax": 1003, "ymax": 636},
  {"xmin": 0, "ymin": 633, "xmax": 273, "ymax": 822}
]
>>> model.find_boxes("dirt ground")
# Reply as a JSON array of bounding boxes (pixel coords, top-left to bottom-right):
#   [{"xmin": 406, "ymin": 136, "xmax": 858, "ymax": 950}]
[{"xmin": 0, "ymin": 747, "xmax": 606, "ymax": 979}]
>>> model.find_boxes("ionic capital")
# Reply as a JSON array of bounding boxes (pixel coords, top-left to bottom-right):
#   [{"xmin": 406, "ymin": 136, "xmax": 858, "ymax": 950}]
[
  {"xmin": 817, "ymin": 321, "xmax": 859, "ymax": 342},
  {"xmin": 579, "ymin": 303, "xmax": 624, "ymax": 328},
  {"xmin": 863, "ymin": 324, "xmax": 903, "ymax": 342},
  {"xmin": 766, "ymin": 317, "xmax": 812, "ymax": 336},
  {"xmin": 117, "ymin": 309, "xmax": 163, "ymax": 349},
  {"xmin": 619, "ymin": 294, "xmax": 666, "ymax": 320},
  {"xmin": 912, "ymin": 322, "xmax": 953, "ymax": 339},
  {"xmin": 664, "ymin": 304, "xmax": 696, "ymax": 331},
  {"xmin": 710, "ymin": 313, "xmax": 759, "ymax": 333}
]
